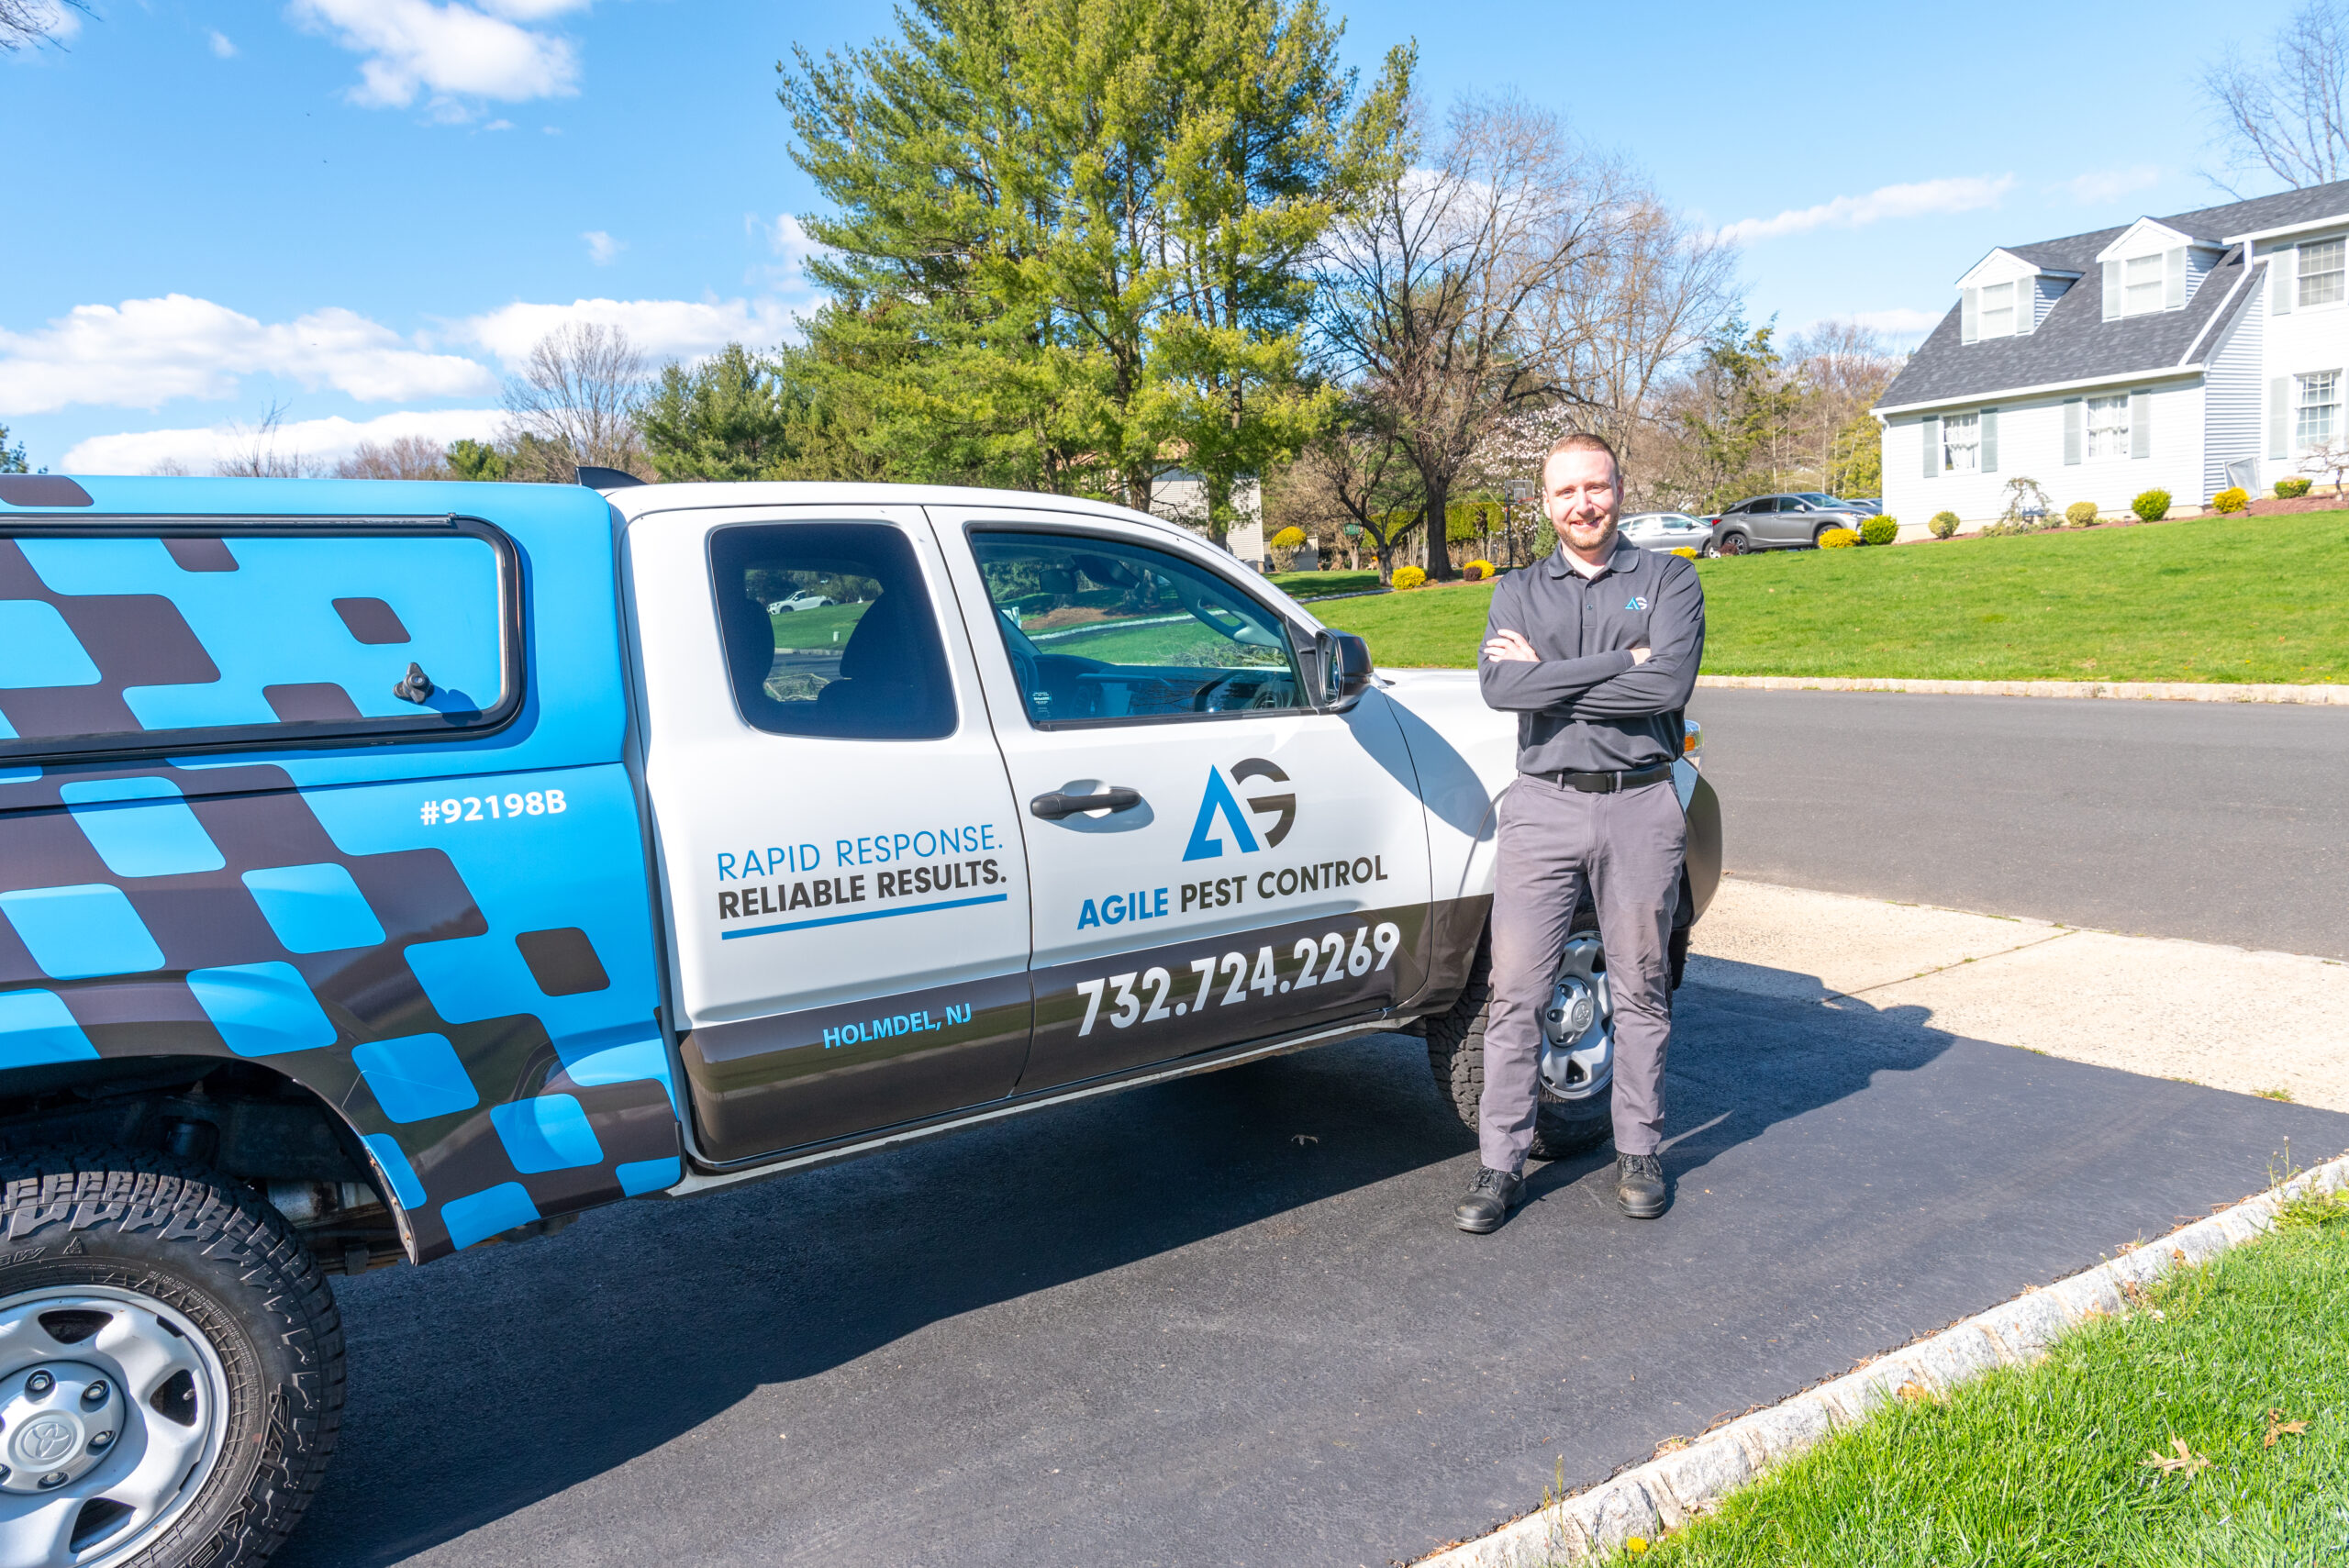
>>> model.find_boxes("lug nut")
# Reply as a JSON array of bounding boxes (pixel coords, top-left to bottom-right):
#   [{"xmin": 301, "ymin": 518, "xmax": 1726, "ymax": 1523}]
[
  {"xmin": 24, "ymin": 1372, "xmax": 51, "ymax": 1397},
  {"xmin": 81, "ymin": 1381, "xmax": 107, "ymax": 1407},
  {"xmin": 37, "ymin": 1472, "xmax": 66, "ymax": 1490},
  {"xmin": 86, "ymin": 1431, "xmax": 113, "ymax": 1453}
]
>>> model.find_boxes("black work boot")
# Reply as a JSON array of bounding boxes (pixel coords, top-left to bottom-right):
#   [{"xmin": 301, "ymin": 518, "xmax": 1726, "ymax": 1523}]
[
  {"xmin": 1453, "ymin": 1166, "xmax": 1524, "ymax": 1233},
  {"xmin": 1615, "ymin": 1152, "xmax": 1666, "ymax": 1219}
]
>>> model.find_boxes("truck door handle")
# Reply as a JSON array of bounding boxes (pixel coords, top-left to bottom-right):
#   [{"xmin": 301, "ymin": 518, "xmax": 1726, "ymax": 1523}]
[{"xmin": 1030, "ymin": 787, "xmax": 1143, "ymax": 820}]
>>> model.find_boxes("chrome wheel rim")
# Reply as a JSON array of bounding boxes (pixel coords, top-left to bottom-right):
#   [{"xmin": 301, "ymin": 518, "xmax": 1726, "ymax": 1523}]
[
  {"xmin": 1538, "ymin": 932, "xmax": 1613, "ymax": 1102},
  {"xmin": 0, "ymin": 1287, "xmax": 230, "ymax": 1568}
]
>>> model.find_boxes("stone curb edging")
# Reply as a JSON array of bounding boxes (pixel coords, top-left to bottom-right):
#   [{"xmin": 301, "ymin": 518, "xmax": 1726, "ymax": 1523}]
[
  {"xmin": 1695, "ymin": 674, "xmax": 2349, "ymax": 705},
  {"xmin": 1416, "ymin": 1151, "xmax": 2349, "ymax": 1568}
]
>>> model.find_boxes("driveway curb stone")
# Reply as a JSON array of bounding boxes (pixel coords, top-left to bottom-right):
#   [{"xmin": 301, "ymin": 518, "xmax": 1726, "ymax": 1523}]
[
  {"xmin": 1695, "ymin": 674, "xmax": 2349, "ymax": 704},
  {"xmin": 1417, "ymin": 1151, "xmax": 2349, "ymax": 1566}
]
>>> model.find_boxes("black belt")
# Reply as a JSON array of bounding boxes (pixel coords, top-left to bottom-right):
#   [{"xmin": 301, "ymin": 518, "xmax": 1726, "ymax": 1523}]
[{"xmin": 1535, "ymin": 762, "xmax": 1675, "ymax": 794}]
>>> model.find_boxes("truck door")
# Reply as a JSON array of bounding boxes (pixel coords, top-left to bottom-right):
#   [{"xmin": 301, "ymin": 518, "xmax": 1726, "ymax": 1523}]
[
  {"xmin": 927, "ymin": 507, "xmax": 1435, "ymax": 1092},
  {"xmin": 627, "ymin": 505, "xmax": 1034, "ymax": 1166}
]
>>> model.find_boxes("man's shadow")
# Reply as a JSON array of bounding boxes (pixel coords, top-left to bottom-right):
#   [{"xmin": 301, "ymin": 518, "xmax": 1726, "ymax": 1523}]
[{"xmin": 286, "ymin": 960, "xmax": 1958, "ymax": 1566}]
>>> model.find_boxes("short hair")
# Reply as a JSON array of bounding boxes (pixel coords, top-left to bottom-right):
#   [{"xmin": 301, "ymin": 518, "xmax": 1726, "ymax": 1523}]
[{"xmin": 1540, "ymin": 430, "xmax": 1620, "ymax": 489}]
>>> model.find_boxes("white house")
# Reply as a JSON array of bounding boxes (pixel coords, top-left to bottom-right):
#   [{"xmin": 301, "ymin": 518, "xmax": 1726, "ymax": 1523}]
[
  {"xmin": 1876, "ymin": 180, "xmax": 2349, "ymax": 524},
  {"xmin": 1150, "ymin": 470, "xmax": 1268, "ymax": 567}
]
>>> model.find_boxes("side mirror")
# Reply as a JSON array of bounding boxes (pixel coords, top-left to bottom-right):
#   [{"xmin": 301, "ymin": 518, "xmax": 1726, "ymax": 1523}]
[{"xmin": 1321, "ymin": 630, "xmax": 1375, "ymax": 712}]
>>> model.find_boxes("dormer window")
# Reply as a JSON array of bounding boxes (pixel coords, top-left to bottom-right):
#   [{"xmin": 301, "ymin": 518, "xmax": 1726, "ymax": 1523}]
[
  {"xmin": 1977, "ymin": 282, "xmax": 2015, "ymax": 338},
  {"xmin": 2301, "ymin": 239, "xmax": 2345, "ymax": 306}
]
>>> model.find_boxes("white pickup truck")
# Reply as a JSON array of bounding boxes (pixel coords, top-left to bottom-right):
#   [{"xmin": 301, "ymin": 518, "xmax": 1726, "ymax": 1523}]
[{"xmin": 0, "ymin": 472, "xmax": 1719, "ymax": 1568}]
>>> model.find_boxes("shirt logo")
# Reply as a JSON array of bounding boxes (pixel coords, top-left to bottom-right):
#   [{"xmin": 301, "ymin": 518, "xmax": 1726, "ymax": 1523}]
[{"xmin": 1625, "ymin": 595, "xmax": 1649, "ymax": 612}]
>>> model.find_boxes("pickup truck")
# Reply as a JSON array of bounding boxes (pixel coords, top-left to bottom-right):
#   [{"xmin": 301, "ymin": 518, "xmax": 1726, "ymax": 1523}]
[{"xmin": 0, "ymin": 472, "xmax": 1720, "ymax": 1568}]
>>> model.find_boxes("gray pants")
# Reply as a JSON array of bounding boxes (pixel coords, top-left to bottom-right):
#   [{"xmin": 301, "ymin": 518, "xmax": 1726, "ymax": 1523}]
[{"xmin": 1480, "ymin": 773, "xmax": 1686, "ymax": 1172}]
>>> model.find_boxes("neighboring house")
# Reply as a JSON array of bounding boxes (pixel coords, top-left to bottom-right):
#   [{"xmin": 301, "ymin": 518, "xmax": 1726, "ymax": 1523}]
[
  {"xmin": 1876, "ymin": 179, "xmax": 2349, "ymax": 524},
  {"xmin": 1151, "ymin": 469, "xmax": 1268, "ymax": 567}
]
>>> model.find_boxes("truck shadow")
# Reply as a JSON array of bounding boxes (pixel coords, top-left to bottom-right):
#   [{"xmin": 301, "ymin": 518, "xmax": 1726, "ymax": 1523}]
[{"xmin": 285, "ymin": 966, "xmax": 1952, "ymax": 1566}]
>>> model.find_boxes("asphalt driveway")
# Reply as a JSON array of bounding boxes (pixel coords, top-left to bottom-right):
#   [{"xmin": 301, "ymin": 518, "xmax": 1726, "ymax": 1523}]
[{"xmin": 283, "ymin": 974, "xmax": 2344, "ymax": 1568}]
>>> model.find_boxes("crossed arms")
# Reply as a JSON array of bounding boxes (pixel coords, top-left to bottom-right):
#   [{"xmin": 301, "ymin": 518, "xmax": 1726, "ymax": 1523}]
[{"xmin": 1476, "ymin": 562, "xmax": 1705, "ymax": 719}]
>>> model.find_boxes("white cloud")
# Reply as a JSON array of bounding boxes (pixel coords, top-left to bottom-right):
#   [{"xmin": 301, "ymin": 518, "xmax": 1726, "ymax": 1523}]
[
  {"xmin": 582, "ymin": 230, "xmax": 624, "ymax": 265},
  {"xmin": 2056, "ymin": 164, "xmax": 2162, "ymax": 205},
  {"xmin": 454, "ymin": 295, "xmax": 802, "ymax": 366},
  {"xmin": 0, "ymin": 295, "xmax": 496, "ymax": 415},
  {"xmin": 62, "ymin": 408, "xmax": 506, "ymax": 476},
  {"xmin": 208, "ymin": 29, "xmax": 238, "ymax": 58},
  {"xmin": 1719, "ymin": 175, "xmax": 2016, "ymax": 245},
  {"xmin": 286, "ymin": 0, "xmax": 589, "ymax": 114},
  {"xmin": 747, "ymin": 213, "xmax": 832, "ymax": 294},
  {"xmin": 483, "ymin": 118, "xmax": 515, "ymax": 131},
  {"xmin": 13, "ymin": 0, "xmax": 81, "ymax": 45}
]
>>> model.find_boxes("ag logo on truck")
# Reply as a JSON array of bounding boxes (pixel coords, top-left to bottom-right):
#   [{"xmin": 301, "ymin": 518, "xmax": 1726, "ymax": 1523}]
[{"xmin": 1182, "ymin": 759, "xmax": 1296, "ymax": 862}]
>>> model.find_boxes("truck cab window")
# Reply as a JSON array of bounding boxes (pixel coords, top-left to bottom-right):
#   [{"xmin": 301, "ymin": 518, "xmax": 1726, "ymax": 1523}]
[
  {"xmin": 968, "ymin": 530, "xmax": 1301, "ymax": 726},
  {"xmin": 707, "ymin": 522, "xmax": 955, "ymax": 740}
]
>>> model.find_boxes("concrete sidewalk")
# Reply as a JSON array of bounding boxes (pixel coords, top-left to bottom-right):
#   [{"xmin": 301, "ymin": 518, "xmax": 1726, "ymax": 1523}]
[{"xmin": 1691, "ymin": 876, "xmax": 2349, "ymax": 1111}]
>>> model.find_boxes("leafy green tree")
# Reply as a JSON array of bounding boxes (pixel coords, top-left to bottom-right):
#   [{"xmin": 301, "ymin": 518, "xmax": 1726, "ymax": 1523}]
[
  {"xmin": 444, "ymin": 439, "xmax": 508, "ymax": 483},
  {"xmin": 780, "ymin": 0, "xmax": 1406, "ymax": 539},
  {"xmin": 639, "ymin": 344, "xmax": 803, "ymax": 482},
  {"xmin": 0, "ymin": 424, "xmax": 27, "ymax": 474}
]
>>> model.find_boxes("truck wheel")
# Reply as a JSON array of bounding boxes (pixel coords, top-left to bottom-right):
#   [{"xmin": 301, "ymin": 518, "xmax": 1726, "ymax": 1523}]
[
  {"xmin": 1423, "ymin": 933, "xmax": 1612, "ymax": 1162},
  {"xmin": 0, "ymin": 1149, "xmax": 344, "ymax": 1568}
]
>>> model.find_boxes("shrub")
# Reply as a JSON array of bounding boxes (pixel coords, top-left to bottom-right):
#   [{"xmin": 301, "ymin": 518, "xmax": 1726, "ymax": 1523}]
[
  {"xmin": 1859, "ymin": 517, "xmax": 1898, "ymax": 547},
  {"xmin": 1817, "ymin": 527, "xmax": 1860, "ymax": 549},
  {"xmin": 1666, "ymin": 547, "xmax": 1699, "ymax": 559},
  {"xmin": 1929, "ymin": 511, "xmax": 1961, "ymax": 539},
  {"xmin": 1268, "ymin": 524, "xmax": 1308, "ymax": 572},
  {"xmin": 1390, "ymin": 564, "xmax": 1427, "ymax": 590},
  {"xmin": 1462, "ymin": 558, "xmax": 1497, "ymax": 580},
  {"xmin": 2132, "ymin": 488, "xmax": 2171, "ymax": 522},
  {"xmin": 1998, "ymin": 475, "xmax": 2056, "ymax": 527},
  {"xmin": 2210, "ymin": 486, "xmax": 2249, "ymax": 514},
  {"xmin": 2064, "ymin": 500, "xmax": 2100, "ymax": 527},
  {"xmin": 2276, "ymin": 474, "xmax": 2312, "ymax": 498}
]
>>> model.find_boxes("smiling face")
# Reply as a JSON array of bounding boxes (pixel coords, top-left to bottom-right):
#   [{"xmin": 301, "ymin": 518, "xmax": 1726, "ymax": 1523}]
[{"xmin": 1542, "ymin": 445, "xmax": 1621, "ymax": 561}]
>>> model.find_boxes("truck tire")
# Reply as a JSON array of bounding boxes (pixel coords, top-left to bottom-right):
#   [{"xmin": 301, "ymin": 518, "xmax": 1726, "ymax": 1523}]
[
  {"xmin": 0, "ymin": 1148, "xmax": 344, "ymax": 1568},
  {"xmin": 1423, "ymin": 932, "xmax": 1612, "ymax": 1162}
]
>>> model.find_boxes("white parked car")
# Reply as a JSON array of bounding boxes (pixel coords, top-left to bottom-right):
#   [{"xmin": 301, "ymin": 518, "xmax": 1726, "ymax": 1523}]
[
  {"xmin": 1618, "ymin": 512, "xmax": 1714, "ymax": 554},
  {"xmin": 766, "ymin": 589, "xmax": 836, "ymax": 613}
]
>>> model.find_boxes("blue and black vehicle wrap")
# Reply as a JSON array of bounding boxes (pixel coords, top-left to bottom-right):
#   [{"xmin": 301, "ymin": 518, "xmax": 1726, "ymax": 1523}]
[{"xmin": 0, "ymin": 476, "xmax": 678, "ymax": 1263}]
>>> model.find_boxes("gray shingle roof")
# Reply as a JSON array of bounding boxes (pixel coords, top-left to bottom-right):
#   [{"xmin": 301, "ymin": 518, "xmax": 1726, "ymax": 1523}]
[{"xmin": 1873, "ymin": 180, "xmax": 2349, "ymax": 411}]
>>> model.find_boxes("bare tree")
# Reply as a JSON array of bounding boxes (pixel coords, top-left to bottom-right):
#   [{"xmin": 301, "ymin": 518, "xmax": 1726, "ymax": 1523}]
[
  {"xmin": 214, "ymin": 403, "xmax": 314, "ymax": 478},
  {"xmin": 2204, "ymin": 0, "xmax": 2349, "ymax": 191},
  {"xmin": 1268, "ymin": 404, "xmax": 1425, "ymax": 583},
  {"xmin": 1317, "ymin": 95, "xmax": 1630, "ymax": 579},
  {"xmin": 0, "ymin": 0, "xmax": 93, "ymax": 50},
  {"xmin": 332, "ymin": 435, "xmax": 455, "ymax": 481},
  {"xmin": 501, "ymin": 323, "xmax": 649, "ymax": 483},
  {"xmin": 1784, "ymin": 320, "xmax": 1905, "ymax": 497}
]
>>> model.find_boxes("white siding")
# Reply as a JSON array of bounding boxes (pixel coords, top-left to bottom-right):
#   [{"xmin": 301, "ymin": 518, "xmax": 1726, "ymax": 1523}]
[
  {"xmin": 1881, "ymin": 378, "xmax": 2206, "ymax": 526},
  {"xmin": 2031, "ymin": 275, "xmax": 2073, "ymax": 330},
  {"xmin": 2254, "ymin": 241, "xmax": 2349, "ymax": 493},
  {"xmin": 2185, "ymin": 246, "xmax": 2220, "ymax": 301},
  {"xmin": 2203, "ymin": 291, "xmax": 2264, "ymax": 499}
]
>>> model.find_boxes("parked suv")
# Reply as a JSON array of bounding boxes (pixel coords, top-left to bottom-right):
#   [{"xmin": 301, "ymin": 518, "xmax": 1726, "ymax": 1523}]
[
  {"xmin": 0, "ymin": 472, "xmax": 1721, "ymax": 1567},
  {"xmin": 1705, "ymin": 493, "xmax": 1872, "ymax": 554}
]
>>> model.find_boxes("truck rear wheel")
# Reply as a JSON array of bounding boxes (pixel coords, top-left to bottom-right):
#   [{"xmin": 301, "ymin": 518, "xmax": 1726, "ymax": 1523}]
[
  {"xmin": 0, "ymin": 1149, "xmax": 344, "ymax": 1568},
  {"xmin": 1422, "ymin": 932, "xmax": 1611, "ymax": 1162}
]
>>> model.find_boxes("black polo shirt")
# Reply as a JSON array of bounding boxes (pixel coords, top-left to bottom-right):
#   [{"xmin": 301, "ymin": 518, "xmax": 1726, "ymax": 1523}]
[{"xmin": 1476, "ymin": 536, "xmax": 1706, "ymax": 774}]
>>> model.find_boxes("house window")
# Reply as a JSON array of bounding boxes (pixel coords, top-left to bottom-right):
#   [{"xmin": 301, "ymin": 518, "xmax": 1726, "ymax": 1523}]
[
  {"xmin": 1942, "ymin": 412, "xmax": 1981, "ymax": 473},
  {"xmin": 2086, "ymin": 395, "xmax": 2130, "ymax": 460},
  {"xmin": 2297, "ymin": 371, "xmax": 2340, "ymax": 448},
  {"xmin": 2299, "ymin": 239, "xmax": 2346, "ymax": 307},
  {"xmin": 1978, "ymin": 281, "xmax": 2015, "ymax": 338},
  {"xmin": 2122, "ymin": 254, "xmax": 2165, "ymax": 315}
]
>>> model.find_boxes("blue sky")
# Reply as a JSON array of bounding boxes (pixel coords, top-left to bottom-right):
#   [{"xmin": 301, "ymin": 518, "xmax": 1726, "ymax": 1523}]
[{"xmin": 0, "ymin": 0, "xmax": 2309, "ymax": 473}]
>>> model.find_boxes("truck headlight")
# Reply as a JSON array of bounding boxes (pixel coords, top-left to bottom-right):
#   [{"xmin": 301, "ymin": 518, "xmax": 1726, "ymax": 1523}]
[{"xmin": 1682, "ymin": 718, "xmax": 1703, "ymax": 765}]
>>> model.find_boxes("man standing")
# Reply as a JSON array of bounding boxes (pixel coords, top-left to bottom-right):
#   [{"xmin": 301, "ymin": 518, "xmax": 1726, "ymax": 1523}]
[{"xmin": 1454, "ymin": 431, "xmax": 1704, "ymax": 1234}]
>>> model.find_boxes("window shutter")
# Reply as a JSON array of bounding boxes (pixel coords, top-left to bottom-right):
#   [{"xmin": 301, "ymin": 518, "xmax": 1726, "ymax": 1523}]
[
  {"xmin": 1961, "ymin": 288, "xmax": 1979, "ymax": 343},
  {"xmin": 1981, "ymin": 408, "xmax": 1999, "ymax": 473},
  {"xmin": 2130, "ymin": 391, "xmax": 2152, "ymax": 459},
  {"xmin": 2165, "ymin": 248, "xmax": 2187, "ymax": 308},
  {"xmin": 2274, "ymin": 246, "xmax": 2296, "ymax": 314},
  {"xmin": 2064, "ymin": 399, "xmax": 2084, "ymax": 464},
  {"xmin": 2272, "ymin": 376, "xmax": 2291, "ymax": 458},
  {"xmin": 1922, "ymin": 415, "xmax": 1941, "ymax": 477},
  {"xmin": 2102, "ymin": 260, "xmax": 2121, "ymax": 320},
  {"xmin": 2018, "ymin": 277, "xmax": 2036, "ymax": 336}
]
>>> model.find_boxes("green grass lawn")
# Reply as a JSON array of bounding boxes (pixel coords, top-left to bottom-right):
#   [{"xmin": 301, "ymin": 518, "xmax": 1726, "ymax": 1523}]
[
  {"xmin": 1608, "ymin": 1186, "xmax": 2349, "ymax": 1567},
  {"xmin": 1308, "ymin": 513, "xmax": 2349, "ymax": 684},
  {"xmin": 1267, "ymin": 568, "xmax": 1384, "ymax": 599}
]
